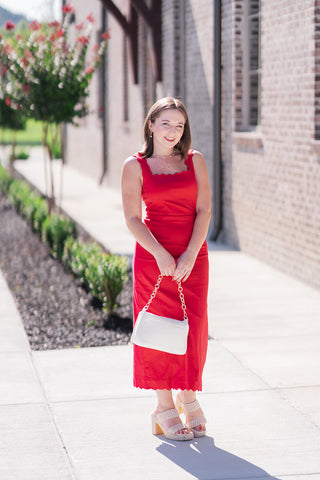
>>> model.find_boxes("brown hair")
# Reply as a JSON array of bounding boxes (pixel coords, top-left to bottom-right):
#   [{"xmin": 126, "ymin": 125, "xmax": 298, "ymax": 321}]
[{"xmin": 140, "ymin": 97, "xmax": 192, "ymax": 159}]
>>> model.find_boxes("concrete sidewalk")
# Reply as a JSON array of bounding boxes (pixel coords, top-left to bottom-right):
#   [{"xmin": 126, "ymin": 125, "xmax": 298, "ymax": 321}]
[{"xmin": 0, "ymin": 150, "xmax": 319, "ymax": 479}]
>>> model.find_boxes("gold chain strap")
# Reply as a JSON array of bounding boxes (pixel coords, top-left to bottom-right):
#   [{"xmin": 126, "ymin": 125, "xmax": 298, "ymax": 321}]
[{"xmin": 143, "ymin": 274, "xmax": 188, "ymax": 321}]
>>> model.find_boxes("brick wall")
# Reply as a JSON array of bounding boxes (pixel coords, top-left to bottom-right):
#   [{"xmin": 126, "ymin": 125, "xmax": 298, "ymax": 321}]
[
  {"xmin": 184, "ymin": 0, "xmax": 214, "ymax": 185},
  {"xmin": 221, "ymin": 0, "xmax": 320, "ymax": 289}
]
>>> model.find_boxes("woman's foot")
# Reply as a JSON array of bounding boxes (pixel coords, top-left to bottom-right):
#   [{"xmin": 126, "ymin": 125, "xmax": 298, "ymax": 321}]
[
  {"xmin": 151, "ymin": 408, "xmax": 194, "ymax": 441},
  {"xmin": 176, "ymin": 393, "xmax": 207, "ymax": 437}
]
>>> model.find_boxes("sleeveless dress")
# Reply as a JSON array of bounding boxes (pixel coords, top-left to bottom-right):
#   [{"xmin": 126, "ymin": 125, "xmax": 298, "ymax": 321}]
[{"xmin": 132, "ymin": 150, "xmax": 209, "ymax": 391}]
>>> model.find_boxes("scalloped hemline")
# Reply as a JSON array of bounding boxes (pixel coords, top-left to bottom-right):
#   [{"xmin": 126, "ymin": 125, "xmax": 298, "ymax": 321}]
[{"xmin": 133, "ymin": 383, "xmax": 203, "ymax": 392}]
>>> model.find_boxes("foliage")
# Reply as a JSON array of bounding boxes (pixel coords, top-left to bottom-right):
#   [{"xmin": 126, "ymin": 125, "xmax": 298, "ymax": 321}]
[
  {"xmin": 63, "ymin": 237, "xmax": 129, "ymax": 315},
  {"xmin": 42, "ymin": 212, "xmax": 77, "ymax": 260},
  {"xmin": 1, "ymin": 167, "xmax": 129, "ymax": 319},
  {"xmin": 0, "ymin": 4, "xmax": 109, "ymax": 210},
  {"xmin": 22, "ymin": 191, "xmax": 48, "ymax": 228},
  {"xmin": 7, "ymin": 178, "xmax": 32, "ymax": 213},
  {"xmin": 0, "ymin": 163, "xmax": 14, "ymax": 193},
  {"xmin": 10, "ymin": 149, "xmax": 29, "ymax": 160},
  {"xmin": 0, "ymin": 6, "xmax": 109, "ymax": 124},
  {"xmin": 32, "ymin": 196, "xmax": 49, "ymax": 232},
  {"xmin": 0, "ymin": 98, "xmax": 26, "ymax": 131}
]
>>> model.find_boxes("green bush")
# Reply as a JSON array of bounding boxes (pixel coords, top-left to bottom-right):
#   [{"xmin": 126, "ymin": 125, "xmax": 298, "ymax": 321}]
[
  {"xmin": 1, "ymin": 167, "xmax": 129, "ymax": 319},
  {"xmin": 12, "ymin": 150, "xmax": 30, "ymax": 160},
  {"xmin": 63, "ymin": 237, "xmax": 102, "ymax": 283},
  {"xmin": 0, "ymin": 164, "xmax": 13, "ymax": 194},
  {"xmin": 22, "ymin": 193, "xmax": 48, "ymax": 229},
  {"xmin": 42, "ymin": 213, "xmax": 77, "ymax": 260},
  {"xmin": 99, "ymin": 254, "xmax": 129, "ymax": 315},
  {"xmin": 8, "ymin": 179, "xmax": 33, "ymax": 214},
  {"xmin": 63, "ymin": 238, "xmax": 129, "ymax": 315},
  {"xmin": 33, "ymin": 198, "xmax": 48, "ymax": 233}
]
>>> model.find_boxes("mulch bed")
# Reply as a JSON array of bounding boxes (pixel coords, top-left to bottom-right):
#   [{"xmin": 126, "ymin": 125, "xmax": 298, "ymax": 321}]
[{"xmin": 0, "ymin": 192, "xmax": 133, "ymax": 350}]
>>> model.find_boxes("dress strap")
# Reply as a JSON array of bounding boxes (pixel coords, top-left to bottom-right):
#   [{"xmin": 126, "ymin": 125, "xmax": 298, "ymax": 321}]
[
  {"xmin": 133, "ymin": 152, "xmax": 149, "ymax": 175},
  {"xmin": 185, "ymin": 149, "xmax": 195, "ymax": 173}
]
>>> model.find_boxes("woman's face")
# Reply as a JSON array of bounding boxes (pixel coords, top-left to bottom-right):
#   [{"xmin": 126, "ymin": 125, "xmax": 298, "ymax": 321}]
[{"xmin": 149, "ymin": 109, "xmax": 185, "ymax": 150}]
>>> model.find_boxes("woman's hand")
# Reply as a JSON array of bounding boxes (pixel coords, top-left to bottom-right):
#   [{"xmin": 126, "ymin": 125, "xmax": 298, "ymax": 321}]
[
  {"xmin": 154, "ymin": 249, "xmax": 176, "ymax": 277},
  {"xmin": 173, "ymin": 250, "xmax": 197, "ymax": 282}
]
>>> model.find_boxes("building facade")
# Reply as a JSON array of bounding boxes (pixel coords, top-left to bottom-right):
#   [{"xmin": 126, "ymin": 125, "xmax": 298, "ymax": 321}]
[{"xmin": 65, "ymin": 0, "xmax": 320, "ymax": 290}]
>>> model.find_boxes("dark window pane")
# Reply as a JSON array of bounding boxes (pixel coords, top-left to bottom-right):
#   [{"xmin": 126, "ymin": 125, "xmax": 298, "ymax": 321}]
[
  {"xmin": 249, "ymin": 0, "xmax": 260, "ymax": 16},
  {"xmin": 249, "ymin": 73, "xmax": 259, "ymax": 125},
  {"xmin": 249, "ymin": 15, "xmax": 260, "ymax": 70}
]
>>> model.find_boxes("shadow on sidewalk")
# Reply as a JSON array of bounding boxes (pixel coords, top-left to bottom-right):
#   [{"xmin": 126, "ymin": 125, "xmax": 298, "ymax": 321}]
[{"xmin": 156, "ymin": 436, "xmax": 280, "ymax": 480}]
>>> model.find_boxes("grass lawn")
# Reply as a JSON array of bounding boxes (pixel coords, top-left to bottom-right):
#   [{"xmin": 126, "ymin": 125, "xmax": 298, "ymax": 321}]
[
  {"xmin": 0, "ymin": 119, "xmax": 42, "ymax": 145},
  {"xmin": 0, "ymin": 120, "xmax": 61, "ymax": 148}
]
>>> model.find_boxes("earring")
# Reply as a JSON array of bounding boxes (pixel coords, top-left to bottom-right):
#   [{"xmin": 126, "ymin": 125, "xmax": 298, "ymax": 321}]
[{"xmin": 150, "ymin": 132, "xmax": 153, "ymax": 139}]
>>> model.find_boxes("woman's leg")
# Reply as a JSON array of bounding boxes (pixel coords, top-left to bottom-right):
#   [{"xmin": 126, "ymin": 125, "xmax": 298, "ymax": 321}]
[
  {"xmin": 155, "ymin": 389, "xmax": 192, "ymax": 434},
  {"xmin": 180, "ymin": 390, "xmax": 206, "ymax": 432}
]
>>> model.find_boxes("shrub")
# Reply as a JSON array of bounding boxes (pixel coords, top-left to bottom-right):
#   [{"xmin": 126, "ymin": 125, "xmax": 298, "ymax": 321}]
[
  {"xmin": 85, "ymin": 252, "xmax": 129, "ymax": 315},
  {"xmin": 63, "ymin": 237, "xmax": 102, "ymax": 283},
  {"xmin": 8, "ymin": 179, "xmax": 33, "ymax": 214},
  {"xmin": 63, "ymin": 238, "xmax": 129, "ymax": 315},
  {"xmin": 99, "ymin": 254, "xmax": 129, "ymax": 315},
  {"xmin": 33, "ymin": 197, "xmax": 48, "ymax": 233},
  {"xmin": 11, "ymin": 150, "xmax": 30, "ymax": 160},
  {"xmin": 0, "ymin": 164, "xmax": 13, "ymax": 194},
  {"xmin": 22, "ymin": 193, "xmax": 48, "ymax": 229},
  {"xmin": 42, "ymin": 213, "xmax": 77, "ymax": 260}
]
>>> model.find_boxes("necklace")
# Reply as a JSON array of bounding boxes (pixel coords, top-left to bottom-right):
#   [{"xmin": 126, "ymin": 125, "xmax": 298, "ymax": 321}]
[
  {"xmin": 151, "ymin": 152, "xmax": 176, "ymax": 158},
  {"xmin": 150, "ymin": 152, "xmax": 182, "ymax": 174}
]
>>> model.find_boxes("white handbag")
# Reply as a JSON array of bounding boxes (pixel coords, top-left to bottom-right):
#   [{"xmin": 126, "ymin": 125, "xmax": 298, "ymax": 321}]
[{"xmin": 131, "ymin": 274, "xmax": 189, "ymax": 355}]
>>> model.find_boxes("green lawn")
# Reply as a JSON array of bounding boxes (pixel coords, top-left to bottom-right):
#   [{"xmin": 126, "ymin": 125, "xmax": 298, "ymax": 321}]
[
  {"xmin": 0, "ymin": 119, "xmax": 42, "ymax": 145},
  {"xmin": 0, "ymin": 120, "xmax": 61, "ymax": 147}
]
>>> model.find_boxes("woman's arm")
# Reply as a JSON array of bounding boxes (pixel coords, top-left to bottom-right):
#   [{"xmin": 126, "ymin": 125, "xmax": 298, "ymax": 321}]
[
  {"xmin": 121, "ymin": 157, "xmax": 176, "ymax": 276},
  {"xmin": 173, "ymin": 151, "xmax": 211, "ymax": 282}
]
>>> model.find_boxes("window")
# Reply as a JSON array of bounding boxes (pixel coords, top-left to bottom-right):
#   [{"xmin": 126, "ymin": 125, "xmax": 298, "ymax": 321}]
[
  {"xmin": 235, "ymin": 0, "xmax": 261, "ymax": 131},
  {"xmin": 246, "ymin": 0, "xmax": 261, "ymax": 127}
]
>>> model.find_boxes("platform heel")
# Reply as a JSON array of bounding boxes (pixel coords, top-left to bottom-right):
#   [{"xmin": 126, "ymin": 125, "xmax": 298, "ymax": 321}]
[
  {"xmin": 176, "ymin": 394, "xmax": 207, "ymax": 438},
  {"xmin": 151, "ymin": 408, "xmax": 194, "ymax": 441}
]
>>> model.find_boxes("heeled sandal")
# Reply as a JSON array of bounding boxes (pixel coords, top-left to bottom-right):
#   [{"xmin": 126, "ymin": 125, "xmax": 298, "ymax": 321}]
[
  {"xmin": 151, "ymin": 408, "xmax": 194, "ymax": 441},
  {"xmin": 176, "ymin": 394, "xmax": 207, "ymax": 438}
]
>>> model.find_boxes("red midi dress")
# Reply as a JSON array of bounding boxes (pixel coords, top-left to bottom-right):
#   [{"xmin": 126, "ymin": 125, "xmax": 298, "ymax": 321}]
[{"xmin": 132, "ymin": 150, "xmax": 209, "ymax": 391}]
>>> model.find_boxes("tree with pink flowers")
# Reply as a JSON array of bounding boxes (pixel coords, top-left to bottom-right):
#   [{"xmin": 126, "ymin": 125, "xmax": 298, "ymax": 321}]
[{"xmin": 0, "ymin": 4, "xmax": 109, "ymax": 210}]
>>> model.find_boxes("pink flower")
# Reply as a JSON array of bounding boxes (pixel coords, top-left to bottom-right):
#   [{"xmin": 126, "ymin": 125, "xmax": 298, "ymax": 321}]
[
  {"xmin": 21, "ymin": 57, "xmax": 29, "ymax": 67},
  {"xmin": 102, "ymin": 30, "xmax": 111, "ymax": 40},
  {"xmin": 86, "ymin": 13, "xmax": 94, "ymax": 23},
  {"xmin": 48, "ymin": 21, "xmax": 60, "ymax": 28},
  {"xmin": 62, "ymin": 3, "xmax": 75, "ymax": 14},
  {"xmin": 5, "ymin": 97, "xmax": 10, "ymax": 106},
  {"xmin": 77, "ymin": 35, "xmax": 89, "ymax": 45},
  {"xmin": 56, "ymin": 28, "xmax": 64, "ymax": 38},
  {"xmin": 75, "ymin": 22, "xmax": 84, "ymax": 31},
  {"xmin": 86, "ymin": 66, "xmax": 94, "ymax": 75},
  {"xmin": 5, "ymin": 21, "xmax": 15, "ymax": 31},
  {"xmin": 29, "ymin": 20, "xmax": 41, "ymax": 31},
  {"xmin": 50, "ymin": 28, "xmax": 64, "ymax": 42}
]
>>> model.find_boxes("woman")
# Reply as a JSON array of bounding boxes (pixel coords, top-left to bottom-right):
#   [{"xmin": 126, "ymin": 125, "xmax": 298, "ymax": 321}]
[{"xmin": 121, "ymin": 97, "xmax": 211, "ymax": 441}]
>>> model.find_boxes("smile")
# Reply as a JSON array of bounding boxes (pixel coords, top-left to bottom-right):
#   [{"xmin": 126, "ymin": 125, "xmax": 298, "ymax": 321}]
[{"xmin": 164, "ymin": 137, "xmax": 175, "ymax": 142}]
